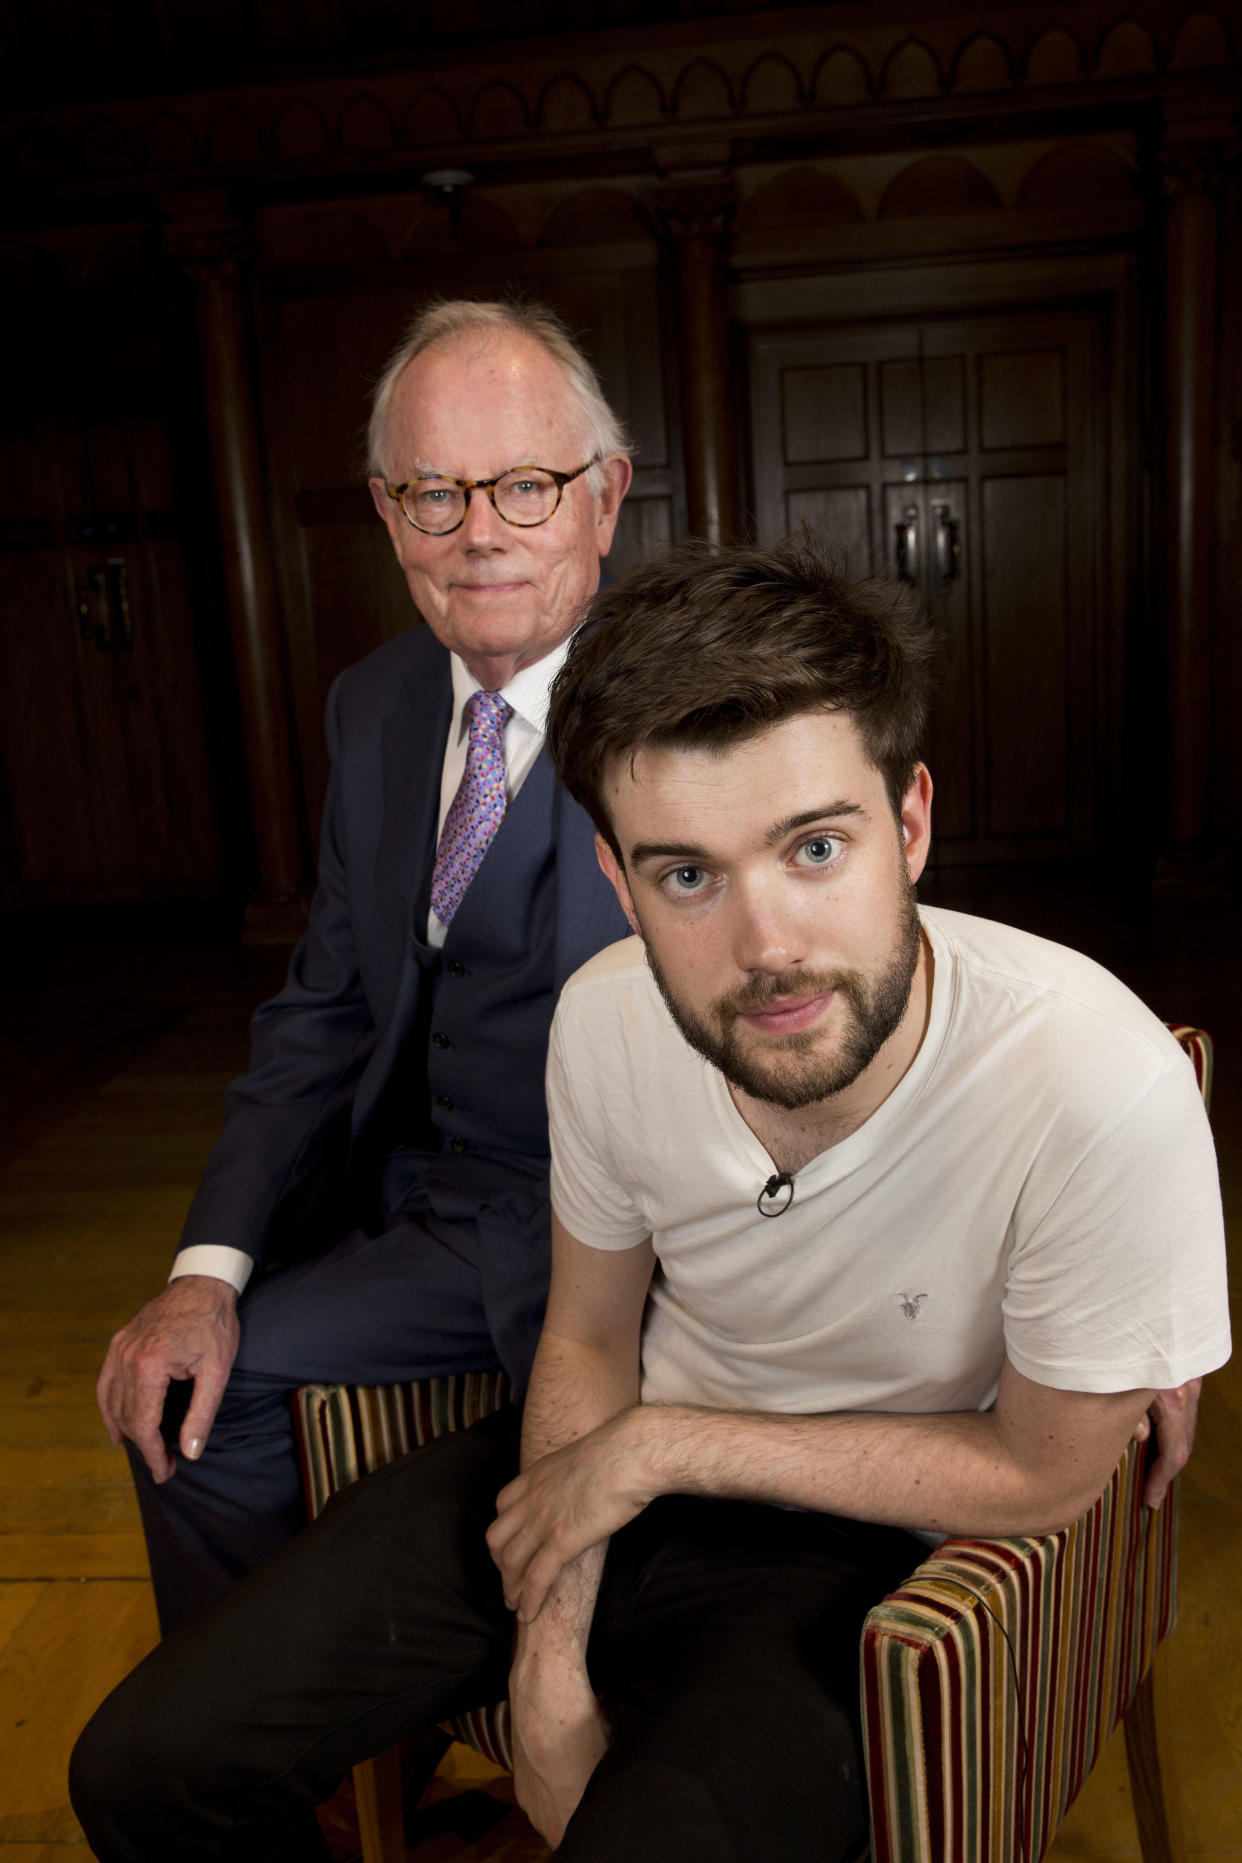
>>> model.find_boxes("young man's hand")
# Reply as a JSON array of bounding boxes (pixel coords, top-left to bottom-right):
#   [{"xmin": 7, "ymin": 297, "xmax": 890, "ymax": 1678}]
[{"xmin": 488, "ymin": 1408, "xmax": 655, "ymax": 1621}]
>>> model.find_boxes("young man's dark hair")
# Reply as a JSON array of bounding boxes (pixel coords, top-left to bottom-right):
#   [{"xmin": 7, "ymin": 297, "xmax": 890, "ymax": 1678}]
[{"xmin": 547, "ymin": 531, "xmax": 938, "ymax": 855}]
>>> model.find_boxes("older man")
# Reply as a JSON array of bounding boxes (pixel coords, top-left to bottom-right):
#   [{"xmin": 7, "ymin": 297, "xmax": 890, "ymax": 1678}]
[
  {"xmin": 96, "ymin": 299, "xmax": 633, "ymax": 1632},
  {"xmin": 72, "ymin": 539, "xmax": 1227, "ymax": 1863}
]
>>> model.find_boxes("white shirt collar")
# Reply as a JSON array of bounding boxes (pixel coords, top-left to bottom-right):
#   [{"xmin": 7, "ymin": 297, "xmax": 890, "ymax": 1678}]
[{"xmin": 448, "ymin": 633, "xmax": 575, "ymax": 744}]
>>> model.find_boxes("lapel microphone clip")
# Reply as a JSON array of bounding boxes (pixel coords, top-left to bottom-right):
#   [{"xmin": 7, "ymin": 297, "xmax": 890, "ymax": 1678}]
[{"xmin": 757, "ymin": 1171, "xmax": 795, "ymax": 1217}]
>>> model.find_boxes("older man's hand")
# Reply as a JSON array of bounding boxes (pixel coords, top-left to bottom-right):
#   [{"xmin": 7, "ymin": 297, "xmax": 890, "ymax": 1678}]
[
  {"xmin": 1134, "ymin": 1379, "xmax": 1202, "ymax": 1508},
  {"xmin": 97, "ymin": 1276, "xmax": 240, "ymax": 1481}
]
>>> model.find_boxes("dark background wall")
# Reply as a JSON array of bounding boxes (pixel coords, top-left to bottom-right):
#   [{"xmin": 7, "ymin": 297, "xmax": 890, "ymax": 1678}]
[{"xmin": 2, "ymin": 0, "xmax": 1239, "ymax": 921}]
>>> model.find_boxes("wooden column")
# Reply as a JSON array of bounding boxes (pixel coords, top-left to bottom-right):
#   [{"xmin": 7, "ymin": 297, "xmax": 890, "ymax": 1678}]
[
  {"xmin": 1156, "ymin": 101, "xmax": 1236, "ymax": 885},
  {"xmin": 655, "ymin": 178, "xmax": 740, "ymax": 548},
  {"xmin": 164, "ymin": 197, "xmax": 305, "ymax": 931}
]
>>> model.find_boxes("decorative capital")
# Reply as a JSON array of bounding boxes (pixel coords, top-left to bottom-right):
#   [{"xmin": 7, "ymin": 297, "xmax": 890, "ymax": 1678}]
[
  {"xmin": 652, "ymin": 178, "xmax": 736, "ymax": 249},
  {"xmin": 1159, "ymin": 96, "xmax": 1241, "ymax": 199},
  {"xmin": 161, "ymin": 195, "xmax": 251, "ymax": 284}
]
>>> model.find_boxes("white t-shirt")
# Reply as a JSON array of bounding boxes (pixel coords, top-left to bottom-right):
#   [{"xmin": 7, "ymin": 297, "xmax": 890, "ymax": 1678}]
[{"xmin": 547, "ymin": 907, "xmax": 1229, "ymax": 1418}]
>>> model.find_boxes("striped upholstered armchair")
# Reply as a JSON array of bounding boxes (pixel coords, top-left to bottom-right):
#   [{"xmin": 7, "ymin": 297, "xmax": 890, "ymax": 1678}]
[{"xmin": 294, "ymin": 1023, "xmax": 1211, "ymax": 1863}]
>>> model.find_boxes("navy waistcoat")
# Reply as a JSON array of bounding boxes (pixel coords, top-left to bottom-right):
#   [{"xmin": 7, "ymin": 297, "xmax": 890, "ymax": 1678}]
[{"xmin": 378, "ymin": 749, "xmax": 572, "ymax": 1224}]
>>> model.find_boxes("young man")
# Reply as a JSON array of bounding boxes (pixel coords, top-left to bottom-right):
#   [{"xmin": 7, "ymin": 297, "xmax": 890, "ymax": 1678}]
[{"xmin": 72, "ymin": 538, "xmax": 1228, "ymax": 1863}]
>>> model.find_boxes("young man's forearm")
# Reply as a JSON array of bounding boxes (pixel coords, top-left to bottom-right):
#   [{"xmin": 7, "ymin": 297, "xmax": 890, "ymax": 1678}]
[
  {"xmin": 505, "ymin": 1328, "xmax": 637, "ymax": 1652},
  {"xmin": 506, "ymin": 1319, "xmax": 639, "ymax": 1624},
  {"xmin": 613, "ymin": 1385, "xmax": 1151, "ymax": 1538},
  {"xmin": 493, "ymin": 1325, "xmax": 641, "ymax": 1844},
  {"xmin": 495, "ymin": 1363, "xmax": 1154, "ymax": 1622}
]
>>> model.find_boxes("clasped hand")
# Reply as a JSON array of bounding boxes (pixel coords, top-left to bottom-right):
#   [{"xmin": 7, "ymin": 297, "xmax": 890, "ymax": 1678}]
[
  {"xmin": 487, "ymin": 1408, "xmax": 656, "ymax": 1622},
  {"xmin": 1134, "ymin": 1378, "xmax": 1201, "ymax": 1509}
]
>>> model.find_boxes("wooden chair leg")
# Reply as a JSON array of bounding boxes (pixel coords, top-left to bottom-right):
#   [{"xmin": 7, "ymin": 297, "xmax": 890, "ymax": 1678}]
[
  {"xmin": 354, "ymin": 1749, "xmax": 406, "ymax": 1863},
  {"xmin": 1123, "ymin": 1645, "xmax": 1187, "ymax": 1863}
]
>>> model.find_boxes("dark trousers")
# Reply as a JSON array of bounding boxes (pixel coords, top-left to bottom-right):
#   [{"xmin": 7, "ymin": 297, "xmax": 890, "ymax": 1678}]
[
  {"xmin": 133, "ymin": 1203, "xmax": 525, "ymax": 1635},
  {"xmin": 73, "ymin": 1410, "xmax": 924, "ymax": 1863}
]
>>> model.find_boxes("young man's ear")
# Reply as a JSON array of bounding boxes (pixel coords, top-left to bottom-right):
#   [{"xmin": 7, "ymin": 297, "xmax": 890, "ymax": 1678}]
[
  {"xmin": 900, "ymin": 764, "xmax": 934, "ymax": 883},
  {"xmin": 595, "ymin": 833, "xmax": 641, "ymax": 936}
]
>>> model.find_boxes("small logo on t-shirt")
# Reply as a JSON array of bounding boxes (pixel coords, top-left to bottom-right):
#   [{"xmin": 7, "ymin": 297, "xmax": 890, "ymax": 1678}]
[{"xmin": 897, "ymin": 1292, "xmax": 929, "ymax": 1320}]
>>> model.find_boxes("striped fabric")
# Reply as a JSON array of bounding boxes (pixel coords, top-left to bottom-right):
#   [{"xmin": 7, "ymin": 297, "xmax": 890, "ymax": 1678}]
[
  {"xmin": 861, "ymin": 1435, "xmax": 1176, "ymax": 1861},
  {"xmin": 294, "ymin": 1023, "xmax": 1211, "ymax": 1861},
  {"xmin": 293, "ymin": 1369, "xmax": 515, "ymax": 1771},
  {"xmin": 859, "ymin": 1022, "xmax": 1209, "ymax": 1862},
  {"xmin": 1165, "ymin": 1022, "xmax": 1212, "ymax": 1104},
  {"xmin": 295, "ymin": 1369, "xmax": 513, "ymax": 1519}
]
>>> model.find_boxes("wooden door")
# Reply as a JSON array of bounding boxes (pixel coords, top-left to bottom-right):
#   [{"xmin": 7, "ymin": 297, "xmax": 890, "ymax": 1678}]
[
  {"xmin": 0, "ymin": 414, "xmax": 222, "ymax": 905},
  {"xmin": 748, "ymin": 309, "xmax": 1102, "ymax": 865}
]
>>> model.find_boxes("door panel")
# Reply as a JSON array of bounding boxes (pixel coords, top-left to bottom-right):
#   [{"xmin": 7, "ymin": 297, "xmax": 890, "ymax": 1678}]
[
  {"xmin": 787, "ymin": 487, "xmax": 872, "ymax": 581},
  {"xmin": 980, "ymin": 474, "xmax": 1071, "ymax": 838},
  {"xmin": 0, "ymin": 415, "xmax": 221, "ymax": 904},
  {"xmin": 782, "ymin": 364, "xmax": 869, "ymax": 465},
  {"xmin": 748, "ymin": 306, "xmax": 1102, "ymax": 865},
  {"xmin": 978, "ymin": 348, "xmax": 1065, "ymax": 451}
]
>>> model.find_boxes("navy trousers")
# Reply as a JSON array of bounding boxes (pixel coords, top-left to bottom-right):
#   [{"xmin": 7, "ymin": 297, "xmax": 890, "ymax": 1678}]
[
  {"xmin": 132, "ymin": 1195, "xmax": 535, "ymax": 1634},
  {"xmin": 73, "ymin": 1409, "xmax": 924, "ymax": 1863}
]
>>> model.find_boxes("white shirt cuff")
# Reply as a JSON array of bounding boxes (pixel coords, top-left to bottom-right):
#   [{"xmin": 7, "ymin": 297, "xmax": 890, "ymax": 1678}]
[{"xmin": 169, "ymin": 1246, "xmax": 254, "ymax": 1295}]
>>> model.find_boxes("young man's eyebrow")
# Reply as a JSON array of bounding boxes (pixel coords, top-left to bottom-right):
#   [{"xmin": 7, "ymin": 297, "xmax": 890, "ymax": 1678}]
[
  {"xmin": 628, "ymin": 803, "xmax": 866, "ymax": 869},
  {"xmin": 628, "ymin": 840, "xmax": 712, "ymax": 866},
  {"xmin": 764, "ymin": 802, "xmax": 865, "ymax": 846}
]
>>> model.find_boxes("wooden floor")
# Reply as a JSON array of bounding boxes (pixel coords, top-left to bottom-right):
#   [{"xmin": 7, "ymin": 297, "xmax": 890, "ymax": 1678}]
[{"xmin": 0, "ymin": 879, "xmax": 1239, "ymax": 1860}]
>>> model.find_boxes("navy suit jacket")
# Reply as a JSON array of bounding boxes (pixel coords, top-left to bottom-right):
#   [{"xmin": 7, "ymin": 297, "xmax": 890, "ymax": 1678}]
[{"xmin": 179, "ymin": 621, "xmax": 629, "ymax": 1286}]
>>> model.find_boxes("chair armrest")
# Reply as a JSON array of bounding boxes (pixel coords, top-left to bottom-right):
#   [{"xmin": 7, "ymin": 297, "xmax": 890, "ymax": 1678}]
[
  {"xmin": 294, "ymin": 1369, "xmax": 514, "ymax": 1520},
  {"xmin": 861, "ymin": 1435, "xmax": 1179, "ymax": 1863}
]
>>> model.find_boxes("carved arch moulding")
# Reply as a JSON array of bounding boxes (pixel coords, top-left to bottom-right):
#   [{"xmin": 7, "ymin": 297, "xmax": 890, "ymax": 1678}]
[{"xmin": 3, "ymin": 4, "xmax": 1237, "ymax": 201}]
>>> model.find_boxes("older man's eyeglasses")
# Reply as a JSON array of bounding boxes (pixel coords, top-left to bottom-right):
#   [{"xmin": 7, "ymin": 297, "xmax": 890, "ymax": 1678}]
[{"xmin": 383, "ymin": 458, "xmax": 599, "ymax": 536}]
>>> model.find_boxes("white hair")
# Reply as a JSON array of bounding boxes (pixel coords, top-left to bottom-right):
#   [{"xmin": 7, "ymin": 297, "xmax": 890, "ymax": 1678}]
[{"xmin": 367, "ymin": 298, "xmax": 632, "ymax": 495}]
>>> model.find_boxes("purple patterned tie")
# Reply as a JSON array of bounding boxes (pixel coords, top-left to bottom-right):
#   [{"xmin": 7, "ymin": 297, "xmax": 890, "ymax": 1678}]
[{"xmin": 430, "ymin": 690, "xmax": 513, "ymax": 927}]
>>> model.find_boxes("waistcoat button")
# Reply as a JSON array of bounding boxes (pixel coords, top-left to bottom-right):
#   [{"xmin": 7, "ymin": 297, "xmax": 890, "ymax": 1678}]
[
  {"xmin": 436, "ymin": 1095, "xmax": 453, "ymax": 1111},
  {"xmin": 450, "ymin": 1136, "xmax": 468, "ymax": 1154},
  {"xmin": 432, "ymin": 1031, "xmax": 450, "ymax": 1049},
  {"xmin": 447, "ymin": 960, "xmax": 467, "ymax": 978}
]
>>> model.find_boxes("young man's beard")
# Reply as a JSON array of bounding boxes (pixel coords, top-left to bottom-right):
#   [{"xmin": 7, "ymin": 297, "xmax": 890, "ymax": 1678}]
[{"xmin": 642, "ymin": 880, "xmax": 923, "ymax": 1112}]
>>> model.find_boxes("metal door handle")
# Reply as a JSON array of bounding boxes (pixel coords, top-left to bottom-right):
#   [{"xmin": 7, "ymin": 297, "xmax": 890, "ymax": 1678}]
[
  {"xmin": 105, "ymin": 558, "xmax": 133, "ymax": 651},
  {"xmin": 932, "ymin": 502, "xmax": 960, "ymax": 594},
  {"xmin": 84, "ymin": 565, "xmax": 113, "ymax": 652},
  {"xmin": 76, "ymin": 578, "xmax": 97, "ymax": 643},
  {"xmin": 895, "ymin": 504, "xmax": 919, "ymax": 584},
  {"xmin": 78, "ymin": 559, "xmax": 134, "ymax": 651}
]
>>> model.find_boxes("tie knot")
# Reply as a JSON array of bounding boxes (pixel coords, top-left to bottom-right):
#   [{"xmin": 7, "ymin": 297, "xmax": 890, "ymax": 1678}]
[{"xmin": 467, "ymin": 690, "xmax": 512, "ymax": 741}]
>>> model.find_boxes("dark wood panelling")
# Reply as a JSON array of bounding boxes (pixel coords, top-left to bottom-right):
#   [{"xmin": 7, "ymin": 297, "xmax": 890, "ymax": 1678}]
[
  {"xmin": 4, "ymin": 2, "xmax": 1236, "ymax": 898},
  {"xmin": 979, "ymin": 349, "xmax": 1065, "ymax": 451},
  {"xmin": 786, "ymin": 488, "xmax": 872, "ymax": 581},
  {"xmin": 0, "ymin": 415, "xmax": 223, "ymax": 905},
  {"xmin": 980, "ymin": 473, "xmax": 1071, "ymax": 836},
  {"xmin": 748, "ymin": 300, "xmax": 1102, "ymax": 865},
  {"xmin": 783, "ymin": 365, "xmax": 868, "ymax": 466},
  {"xmin": 260, "ymin": 224, "xmax": 679, "ymax": 844}
]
